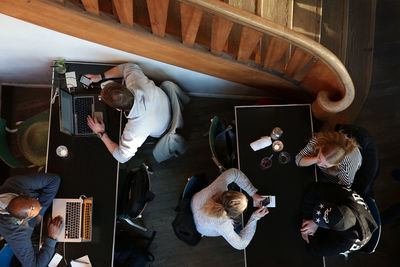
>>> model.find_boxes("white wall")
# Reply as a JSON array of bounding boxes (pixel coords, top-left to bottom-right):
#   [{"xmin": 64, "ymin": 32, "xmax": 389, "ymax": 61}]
[{"xmin": 0, "ymin": 14, "xmax": 269, "ymax": 98}]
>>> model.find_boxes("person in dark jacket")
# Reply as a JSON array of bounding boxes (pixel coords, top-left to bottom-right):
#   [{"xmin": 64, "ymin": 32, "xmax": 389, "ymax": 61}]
[
  {"xmin": 0, "ymin": 174, "xmax": 63, "ymax": 267},
  {"xmin": 300, "ymin": 183, "xmax": 377, "ymax": 256}
]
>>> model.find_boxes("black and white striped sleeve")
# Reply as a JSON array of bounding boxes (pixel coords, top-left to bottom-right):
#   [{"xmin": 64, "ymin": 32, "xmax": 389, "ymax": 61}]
[
  {"xmin": 295, "ymin": 137, "xmax": 318, "ymax": 166},
  {"xmin": 337, "ymin": 147, "xmax": 362, "ymax": 187}
]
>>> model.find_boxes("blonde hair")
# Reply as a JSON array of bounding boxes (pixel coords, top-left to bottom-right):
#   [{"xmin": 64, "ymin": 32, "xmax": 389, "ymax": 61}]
[
  {"xmin": 202, "ymin": 191, "xmax": 248, "ymax": 219},
  {"xmin": 314, "ymin": 131, "xmax": 359, "ymax": 166}
]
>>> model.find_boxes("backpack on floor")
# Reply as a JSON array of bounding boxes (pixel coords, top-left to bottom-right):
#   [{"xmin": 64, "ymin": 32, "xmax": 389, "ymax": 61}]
[{"xmin": 114, "ymin": 230, "xmax": 156, "ymax": 267}]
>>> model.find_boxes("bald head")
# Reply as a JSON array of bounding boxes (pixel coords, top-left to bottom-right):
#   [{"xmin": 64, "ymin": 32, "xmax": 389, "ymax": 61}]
[{"xmin": 7, "ymin": 195, "xmax": 41, "ymax": 219}]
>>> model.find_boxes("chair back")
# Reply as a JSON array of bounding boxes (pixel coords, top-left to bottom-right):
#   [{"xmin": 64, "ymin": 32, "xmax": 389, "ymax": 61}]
[
  {"xmin": 359, "ymin": 197, "xmax": 381, "ymax": 253},
  {"xmin": 335, "ymin": 124, "xmax": 379, "ymax": 197},
  {"xmin": 208, "ymin": 116, "xmax": 237, "ymax": 173},
  {"xmin": 0, "ymin": 118, "xmax": 24, "ymax": 168},
  {"xmin": 0, "ymin": 244, "xmax": 14, "ymax": 267},
  {"xmin": 119, "ymin": 164, "xmax": 154, "ymax": 219},
  {"xmin": 182, "ymin": 173, "xmax": 209, "ymax": 200}
]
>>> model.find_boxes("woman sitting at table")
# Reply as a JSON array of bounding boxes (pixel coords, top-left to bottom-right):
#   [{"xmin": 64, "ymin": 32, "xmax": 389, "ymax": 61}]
[
  {"xmin": 295, "ymin": 131, "xmax": 362, "ymax": 187},
  {"xmin": 191, "ymin": 168, "xmax": 269, "ymax": 250}
]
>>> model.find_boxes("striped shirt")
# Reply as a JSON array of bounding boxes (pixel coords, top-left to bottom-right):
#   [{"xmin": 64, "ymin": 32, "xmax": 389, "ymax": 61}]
[{"xmin": 295, "ymin": 137, "xmax": 362, "ymax": 187}]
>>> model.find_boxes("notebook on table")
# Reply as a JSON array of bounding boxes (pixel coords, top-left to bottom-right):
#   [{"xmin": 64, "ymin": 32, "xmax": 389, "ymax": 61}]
[
  {"xmin": 52, "ymin": 197, "xmax": 93, "ymax": 242},
  {"xmin": 59, "ymin": 90, "xmax": 103, "ymax": 136}
]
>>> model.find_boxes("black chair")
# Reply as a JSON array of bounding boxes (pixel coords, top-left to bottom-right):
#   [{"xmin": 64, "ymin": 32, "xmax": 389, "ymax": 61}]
[
  {"xmin": 358, "ymin": 197, "xmax": 381, "ymax": 253},
  {"xmin": 117, "ymin": 164, "xmax": 154, "ymax": 232},
  {"xmin": 335, "ymin": 124, "xmax": 379, "ymax": 197},
  {"xmin": 208, "ymin": 116, "xmax": 237, "ymax": 173}
]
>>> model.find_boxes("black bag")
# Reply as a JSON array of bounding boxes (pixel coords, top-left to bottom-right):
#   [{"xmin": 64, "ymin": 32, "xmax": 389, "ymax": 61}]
[
  {"xmin": 114, "ymin": 231, "xmax": 156, "ymax": 267},
  {"xmin": 172, "ymin": 174, "xmax": 209, "ymax": 246},
  {"xmin": 120, "ymin": 164, "xmax": 155, "ymax": 219}
]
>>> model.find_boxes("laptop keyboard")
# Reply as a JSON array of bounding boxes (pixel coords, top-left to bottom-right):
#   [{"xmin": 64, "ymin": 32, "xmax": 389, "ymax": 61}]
[
  {"xmin": 74, "ymin": 97, "xmax": 93, "ymax": 134},
  {"xmin": 65, "ymin": 202, "xmax": 81, "ymax": 239}
]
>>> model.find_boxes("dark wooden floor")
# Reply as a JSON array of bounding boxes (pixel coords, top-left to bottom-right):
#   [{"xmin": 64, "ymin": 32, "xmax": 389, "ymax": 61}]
[{"xmin": 1, "ymin": 1, "xmax": 399, "ymax": 266}]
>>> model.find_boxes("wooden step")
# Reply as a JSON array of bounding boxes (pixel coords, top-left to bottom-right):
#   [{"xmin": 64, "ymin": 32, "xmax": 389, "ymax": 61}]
[
  {"xmin": 147, "ymin": 0, "xmax": 169, "ymax": 36},
  {"xmin": 113, "ymin": 0, "xmax": 134, "ymax": 26},
  {"xmin": 180, "ymin": 2, "xmax": 203, "ymax": 46}
]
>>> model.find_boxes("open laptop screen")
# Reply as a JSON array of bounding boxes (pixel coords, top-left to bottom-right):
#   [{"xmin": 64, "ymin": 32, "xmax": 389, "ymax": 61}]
[{"xmin": 60, "ymin": 90, "xmax": 74, "ymax": 135}]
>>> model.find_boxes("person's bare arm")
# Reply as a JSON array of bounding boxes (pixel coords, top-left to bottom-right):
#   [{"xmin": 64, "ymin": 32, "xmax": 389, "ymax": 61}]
[
  {"xmin": 84, "ymin": 65, "xmax": 122, "ymax": 84},
  {"xmin": 99, "ymin": 133, "xmax": 118, "ymax": 154},
  {"xmin": 298, "ymin": 156, "xmax": 318, "ymax": 167},
  {"xmin": 87, "ymin": 115, "xmax": 118, "ymax": 155}
]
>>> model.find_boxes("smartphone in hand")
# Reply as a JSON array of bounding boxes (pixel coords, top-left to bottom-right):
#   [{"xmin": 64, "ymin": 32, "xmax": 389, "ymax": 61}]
[
  {"xmin": 253, "ymin": 195, "xmax": 276, "ymax": 208},
  {"xmin": 261, "ymin": 196, "xmax": 271, "ymax": 207},
  {"xmin": 80, "ymin": 75, "xmax": 91, "ymax": 87}
]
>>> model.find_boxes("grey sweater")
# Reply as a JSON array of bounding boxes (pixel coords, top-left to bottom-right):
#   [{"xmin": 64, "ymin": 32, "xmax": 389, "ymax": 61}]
[
  {"xmin": 191, "ymin": 168, "xmax": 259, "ymax": 250},
  {"xmin": 0, "ymin": 174, "xmax": 60, "ymax": 267}
]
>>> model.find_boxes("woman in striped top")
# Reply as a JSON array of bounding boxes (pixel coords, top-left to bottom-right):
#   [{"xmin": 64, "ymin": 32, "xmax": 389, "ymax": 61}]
[{"xmin": 295, "ymin": 131, "xmax": 362, "ymax": 187}]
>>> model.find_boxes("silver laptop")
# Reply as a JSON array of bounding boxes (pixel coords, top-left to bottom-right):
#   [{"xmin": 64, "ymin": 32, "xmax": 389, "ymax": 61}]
[
  {"xmin": 52, "ymin": 197, "xmax": 93, "ymax": 242},
  {"xmin": 59, "ymin": 89, "xmax": 100, "ymax": 136}
]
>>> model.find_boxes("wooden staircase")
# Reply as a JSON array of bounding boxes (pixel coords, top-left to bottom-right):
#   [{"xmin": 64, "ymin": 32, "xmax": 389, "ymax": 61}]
[{"xmin": 0, "ymin": 0, "xmax": 356, "ymax": 121}]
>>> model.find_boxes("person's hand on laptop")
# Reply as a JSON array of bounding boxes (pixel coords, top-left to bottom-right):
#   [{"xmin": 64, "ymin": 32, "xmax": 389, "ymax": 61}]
[
  {"xmin": 48, "ymin": 216, "xmax": 63, "ymax": 240},
  {"xmin": 87, "ymin": 115, "xmax": 105, "ymax": 134}
]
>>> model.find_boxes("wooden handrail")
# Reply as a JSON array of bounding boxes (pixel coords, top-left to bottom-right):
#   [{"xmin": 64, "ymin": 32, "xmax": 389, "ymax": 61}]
[{"xmin": 181, "ymin": 0, "xmax": 355, "ymax": 116}]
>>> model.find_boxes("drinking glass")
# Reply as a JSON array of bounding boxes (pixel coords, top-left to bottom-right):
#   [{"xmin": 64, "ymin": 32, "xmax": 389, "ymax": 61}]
[
  {"xmin": 270, "ymin": 127, "xmax": 283, "ymax": 140},
  {"xmin": 259, "ymin": 154, "xmax": 273, "ymax": 170},
  {"xmin": 272, "ymin": 140, "xmax": 284, "ymax": 152},
  {"xmin": 278, "ymin": 151, "xmax": 291, "ymax": 164},
  {"xmin": 56, "ymin": 145, "xmax": 69, "ymax": 158}
]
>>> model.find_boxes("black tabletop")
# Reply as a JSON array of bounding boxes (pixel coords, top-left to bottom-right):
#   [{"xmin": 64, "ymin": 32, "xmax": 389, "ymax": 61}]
[
  {"xmin": 46, "ymin": 62, "xmax": 121, "ymax": 266},
  {"xmin": 235, "ymin": 105, "xmax": 322, "ymax": 267}
]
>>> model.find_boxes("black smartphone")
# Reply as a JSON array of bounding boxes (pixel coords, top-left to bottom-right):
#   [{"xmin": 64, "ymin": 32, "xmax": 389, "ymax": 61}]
[
  {"xmin": 261, "ymin": 196, "xmax": 271, "ymax": 207},
  {"xmin": 80, "ymin": 75, "xmax": 91, "ymax": 87}
]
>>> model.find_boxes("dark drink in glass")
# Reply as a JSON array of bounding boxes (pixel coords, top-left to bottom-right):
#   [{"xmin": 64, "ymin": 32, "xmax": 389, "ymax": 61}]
[{"xmin": 259, "ymin": 155, "xmax": 273, "ymax": 170}]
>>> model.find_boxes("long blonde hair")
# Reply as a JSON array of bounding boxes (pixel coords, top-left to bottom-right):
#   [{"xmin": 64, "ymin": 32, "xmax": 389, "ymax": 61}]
[
  {"xmin": 314, "ymin": 131, "xmax": 359, "ymax": 166},
  {"xmin": 202, "ymin": 191, "xmax": 248, "ymax": 219}
]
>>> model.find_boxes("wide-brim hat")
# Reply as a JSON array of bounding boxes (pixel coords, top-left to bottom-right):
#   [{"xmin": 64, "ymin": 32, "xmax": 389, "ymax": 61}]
[{"xmin": 313, "ymin": 202, "xmax": 356, "ymax": 231}]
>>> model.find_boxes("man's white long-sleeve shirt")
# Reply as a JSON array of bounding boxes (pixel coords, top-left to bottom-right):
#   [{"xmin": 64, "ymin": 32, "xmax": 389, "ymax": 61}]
[{"xmin": 112, "ymin": 63, "xmax": 171, "ymax": 163}]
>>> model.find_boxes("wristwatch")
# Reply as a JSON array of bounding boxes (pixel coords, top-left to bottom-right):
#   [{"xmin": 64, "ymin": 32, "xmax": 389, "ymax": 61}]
[
  {"xmin": 100, "ymin": 73, "xmax": 106, "ymax": 81},
  {"xmin": 97, "ymin": 131, "xmax": 106, "ymax": 139}
]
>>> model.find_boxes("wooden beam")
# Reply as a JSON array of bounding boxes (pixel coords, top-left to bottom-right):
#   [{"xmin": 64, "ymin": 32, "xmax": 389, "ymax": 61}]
[
  {"xmin": 237, "ymin": 27, "xmax": 263, "ymax": 62},
  {"xmin": 0, "ymin": 0, "xmax": 297, "ymax": 91},
  {"xmin": 210, "ymin": 16, "xmax": 233, "ymax": 54},
  {"xmin": 81, "ymin": 0, "xmax": 99, "ymax": 15},
  {"xmin": 284, "ymin": 47, "xmax": 313, "ymax": 78},
  {"xmin": 113, "ymin": 0, "xmax": 133, "ymax": 26},
  {"xmin": 180, "ymin": 2, "xmax": 203, "ymax": 46},
  {"xmin": 147, "ymin": 0, "xmax": 169, "ymax": 37}
]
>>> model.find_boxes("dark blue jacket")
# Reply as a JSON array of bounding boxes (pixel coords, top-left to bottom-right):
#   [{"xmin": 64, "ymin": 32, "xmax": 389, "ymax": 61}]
[{"xmin": 0, "ymin": 174, "xmax": 60, "ymax": 267}]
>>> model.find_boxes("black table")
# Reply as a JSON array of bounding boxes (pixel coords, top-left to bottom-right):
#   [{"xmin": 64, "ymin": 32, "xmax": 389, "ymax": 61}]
[
  {"xmin": 235, "ymin": 105, "xmax": 323, "ymax": 267},
  {"xmin": 45, "ymin": 62, "xmax": 121, "ymax": 266}
]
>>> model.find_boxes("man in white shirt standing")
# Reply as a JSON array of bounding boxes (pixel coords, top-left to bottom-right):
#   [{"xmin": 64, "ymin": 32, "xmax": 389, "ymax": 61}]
[{"xmin": 86, "ymin": 63, "xmax": 171, "ymax": 163}]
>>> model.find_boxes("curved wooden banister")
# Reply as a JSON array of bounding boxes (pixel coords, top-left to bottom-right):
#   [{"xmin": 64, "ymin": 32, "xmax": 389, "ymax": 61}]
[{"xmin": 181, "ymin": 0, "xmax": 355, "ymax": 117}]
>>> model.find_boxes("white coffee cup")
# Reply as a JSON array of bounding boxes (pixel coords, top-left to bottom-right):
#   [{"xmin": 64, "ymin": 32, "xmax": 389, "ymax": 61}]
[{"xmin": 250, "ymin": 136, "xmax": 272, "ymax": 151}]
